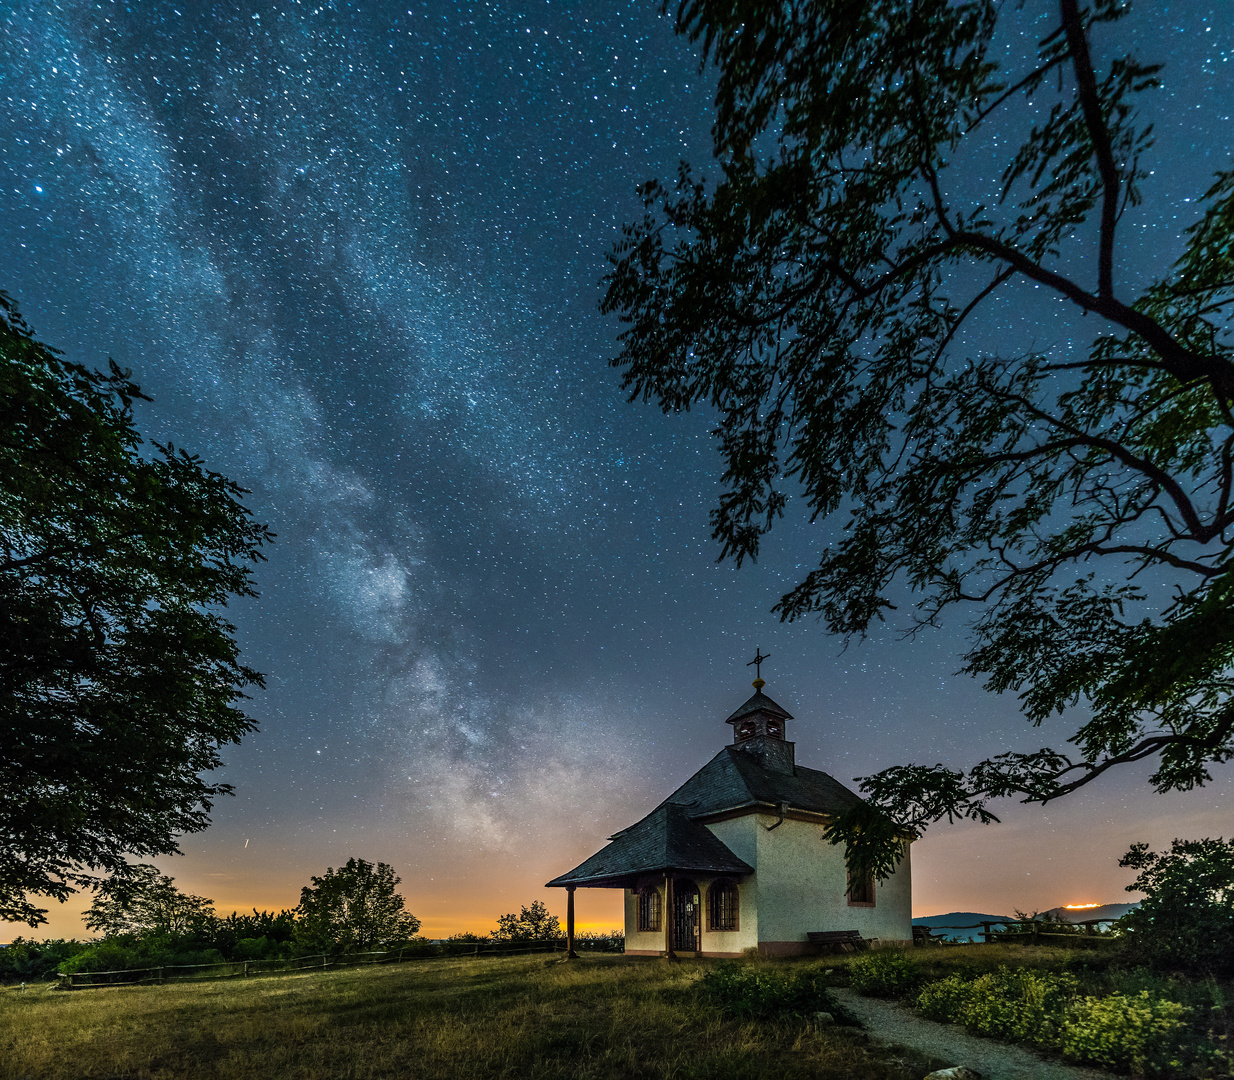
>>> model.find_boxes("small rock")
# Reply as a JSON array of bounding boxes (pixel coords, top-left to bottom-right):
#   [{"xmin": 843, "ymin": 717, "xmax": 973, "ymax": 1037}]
[
  {"xmin": 813, "ymin": 1011, "xmax": 834, "ymax": 1024},
  {"xmin": 923, "ymin": 1068, "xmax": 982, "ymax": 1080}
]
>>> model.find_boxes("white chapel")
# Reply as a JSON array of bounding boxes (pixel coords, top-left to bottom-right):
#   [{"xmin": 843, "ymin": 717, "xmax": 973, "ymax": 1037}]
[{"xmin": 547, "ymin": 670, "xmax": 913, "ymax": 956}]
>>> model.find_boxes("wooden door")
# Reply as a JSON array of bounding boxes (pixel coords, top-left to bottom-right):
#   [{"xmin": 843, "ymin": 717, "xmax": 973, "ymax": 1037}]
[{"xmin": 672, "ymin": 879, "xmax": 700, "ymax": 952}]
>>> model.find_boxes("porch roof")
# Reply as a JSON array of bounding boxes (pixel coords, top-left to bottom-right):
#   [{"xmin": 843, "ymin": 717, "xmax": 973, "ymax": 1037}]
[{"xmin": 544, "ymin": 802, "xmax": 753, "ymax": 889}]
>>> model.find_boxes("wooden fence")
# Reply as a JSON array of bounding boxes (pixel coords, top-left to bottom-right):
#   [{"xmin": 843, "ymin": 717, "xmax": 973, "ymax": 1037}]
[
  {"xmin": 57, "ymin": 937, "xmax": 620, "ymax": 990},
  {"xmin": 913, "ymin": 917, "xmax": 1120, "ymax": 947}
]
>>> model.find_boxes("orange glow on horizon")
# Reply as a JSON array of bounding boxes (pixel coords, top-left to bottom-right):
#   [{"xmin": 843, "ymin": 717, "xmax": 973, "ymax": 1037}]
[{"xmin": 1064, "ymin": 903, "xmax": 1100, "ymax": 909}]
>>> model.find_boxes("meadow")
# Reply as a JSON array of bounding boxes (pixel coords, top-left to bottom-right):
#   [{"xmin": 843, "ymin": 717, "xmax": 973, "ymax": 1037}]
[{"xmin": 0, "ymin": 953, "xmax": 934, "ymax": 1080}]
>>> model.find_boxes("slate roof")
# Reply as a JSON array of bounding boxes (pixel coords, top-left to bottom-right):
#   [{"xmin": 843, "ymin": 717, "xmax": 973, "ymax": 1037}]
[
  {"xmin": 545, "ymin": 745, "xmax": 864, "ymax": 888},
  {"xmin": 662, "ymin": 746, "xmax": 864, "ymax": 819},
  {"xmin": 544, "ymin": 802, "xmax": 754, "ymax": 887},
  {"xmin": 724, "ymin": 690, "xmax": 793, "ymax": 723}
]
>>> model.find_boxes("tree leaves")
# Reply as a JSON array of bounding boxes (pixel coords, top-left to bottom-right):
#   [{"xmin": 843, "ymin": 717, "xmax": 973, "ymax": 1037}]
[
  {"xmin": 606, "ymin": 1, "xmax": 1234, "ymax": 873},
  {"xmin": 0, "ymin": 292, "xmax": 272, "ymax": 924},
  {"xmin": 295, "ymin": 858, "xmax": 421, "ymax": 952}
]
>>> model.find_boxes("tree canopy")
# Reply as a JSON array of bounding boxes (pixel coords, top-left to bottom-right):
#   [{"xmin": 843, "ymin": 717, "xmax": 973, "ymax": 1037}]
[
  {"xmin": 83, "ymin": 865, "xmax": 216, "ymax": 939},
  {"xmin": 1117, "ymin": 838, "xmax": 1234, "ymax": 975},
  {"xmin": 0, "ymin": 293, "xmax": 272, "ymax": 925},
  {"xmin": 603, "ymin": 0, "xmax": 1234, "ymax": 877},
  {"xmin": 491, "ymin": 900, "xmax": 561, "ymax": 942},
  {"xmin": 294, "ymin": 858, "xmax": 421, "ymax": 952}
]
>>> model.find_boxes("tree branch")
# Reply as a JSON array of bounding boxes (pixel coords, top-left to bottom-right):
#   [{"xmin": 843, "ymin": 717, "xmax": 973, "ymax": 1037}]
[{"xmin": 1059, "ymin": 0, "xmax": 1120, "ymax": 299}]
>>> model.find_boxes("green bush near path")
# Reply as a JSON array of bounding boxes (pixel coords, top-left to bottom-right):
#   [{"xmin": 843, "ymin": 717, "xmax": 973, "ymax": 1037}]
[
  {"xmin": 847, "ymin": 950, "xmax": 925, "ymax": 999},
  {"xmin": 841, "ymin": 946, "xmax": 1233, "ymax": 1078},
  {"xmin": 699, "ymin": 962, "xmax": 859, "ymax": 1024}
]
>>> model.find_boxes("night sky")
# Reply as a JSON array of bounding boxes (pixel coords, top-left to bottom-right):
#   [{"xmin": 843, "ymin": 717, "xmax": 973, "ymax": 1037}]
[{"xmin": 3, "ymin": 0, "xmax": 1232, "ymax": 940}]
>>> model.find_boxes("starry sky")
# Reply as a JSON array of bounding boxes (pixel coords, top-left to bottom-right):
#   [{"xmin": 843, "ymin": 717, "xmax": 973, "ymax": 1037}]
[{"xmin": 3, "ymin": 0, "xmax": 1232, "ymax": 940}]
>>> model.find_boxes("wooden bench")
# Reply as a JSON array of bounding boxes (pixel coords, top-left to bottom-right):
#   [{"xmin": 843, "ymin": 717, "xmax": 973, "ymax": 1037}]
[
  {"xmin": 807, "ymin": 930, "xmax": 868, "ymax": 953},
  {"xmin": 912, "ymin": 924, "xmax": 943, "ymax": 945}
]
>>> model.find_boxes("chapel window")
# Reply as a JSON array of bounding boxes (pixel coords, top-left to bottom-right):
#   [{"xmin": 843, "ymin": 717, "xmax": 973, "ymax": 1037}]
[
  {"xmin": 847, "ymin": 869, "xmax": 875, "ymax": 906},
  {"xmin": 637, "ymin": 886, "xmax": 662, "ymax": 932},
  {"xmin": 708, "ymin": 879, "xmax": 739, "ymax": 931}
]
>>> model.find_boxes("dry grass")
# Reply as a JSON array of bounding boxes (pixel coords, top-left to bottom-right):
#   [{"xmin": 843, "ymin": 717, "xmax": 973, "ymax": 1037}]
[{"xmin": 1, "ymin": 954, "xmax": 935, "ymax": 1080}]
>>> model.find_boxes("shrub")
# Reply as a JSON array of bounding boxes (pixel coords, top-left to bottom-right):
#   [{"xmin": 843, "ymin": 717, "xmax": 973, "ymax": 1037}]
[
  {"xmin": 913, "ymin": 966, "xmax": 1202, "ymax": 1076},
  {"xmin": 915, "ymin": 974, "xmax": 976, "ymax": 1023},
  {"xmin": 848, "ymin": 950, "xmax": 924, "ymax": 998},
  {"xmin": 1060, "ymin": 991, "xmax": 1191, "ymax": 1074},
  {"xmin": 0, "ymin": 938, "xmax": 87, "ymax": 982},
  {"xmin": 915, "ymin": 968, "xmax": 1076, "ymax": 1043},
  {"xmin": 211, "ymin": 909, "xmax": 297, "ymax": 959},
  {"xmin": 573, "ymin": 929, "xmax": 625, "ymax": 952},
  {"xmin": 700, "ymin": 963, "xmax": 856, "ymax": 1023},
  {"xmin": 57, "ymin": 936, "xmax": 225, "ymax": 977}
]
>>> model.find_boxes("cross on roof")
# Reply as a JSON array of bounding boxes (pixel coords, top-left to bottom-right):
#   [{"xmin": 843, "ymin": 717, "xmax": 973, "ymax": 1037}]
[{"xmin": 746, "ymin": 648, "xmax": 770, "ymax": 681}]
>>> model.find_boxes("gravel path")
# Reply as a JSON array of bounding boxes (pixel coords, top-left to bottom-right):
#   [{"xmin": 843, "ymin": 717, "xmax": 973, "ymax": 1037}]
[{"xmin": 831, "ymin": 988, "xmax": 1121, "ymax": 1080}]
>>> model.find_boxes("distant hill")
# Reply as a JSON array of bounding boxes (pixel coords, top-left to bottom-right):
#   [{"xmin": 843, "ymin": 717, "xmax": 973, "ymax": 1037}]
[
  {"xmin": 912, "ymin": 912, "xmax": 1013, "ymax": 942},
  {"xmin": 912, "ymin": 903, "xmax": 1138, "ymax": 942},
  {"xmin": 1044, "ymin": 902, "xmax": 1137, "ymax": 924}
]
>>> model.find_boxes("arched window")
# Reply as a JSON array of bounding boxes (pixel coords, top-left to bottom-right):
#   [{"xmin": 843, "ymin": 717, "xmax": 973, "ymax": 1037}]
[
  {"xmin": 708, "ymin": 879, "xmax": 739, "ymax": 931},
  {"xmin": 637, "ymin": 886, "xmax": 662, "ymax": 932}
]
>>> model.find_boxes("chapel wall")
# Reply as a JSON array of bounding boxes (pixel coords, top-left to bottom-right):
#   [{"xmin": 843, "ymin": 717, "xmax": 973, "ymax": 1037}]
[
  {"xmin": 751, "ymin": 815, "xmax": 913, "ymax": 948},
  {"xmin": 702, "ymin": 816, "xmax": 760, "ymax": 954},
  {"xmin": 623, "ymin": 888, "xmax": 665, "ymax": 955}
]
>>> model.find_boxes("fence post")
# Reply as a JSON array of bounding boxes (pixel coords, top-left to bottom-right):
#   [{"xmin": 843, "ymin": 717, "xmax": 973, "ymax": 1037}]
[
  {"xmin": 158, "ymin": 967, "xmax": 164, "ymax": 984},
  {"xmin": 981, "ymin": 922, "xmax": 991, "ymax": 943},
  {"xmin": 244, "ymin": 961, "xmax": 249, "ymax": 978}
]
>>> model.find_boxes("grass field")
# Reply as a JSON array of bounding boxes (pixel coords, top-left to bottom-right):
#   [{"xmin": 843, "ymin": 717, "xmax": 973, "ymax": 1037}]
[{"xmin": 0, "ymin": 954, "xmax": 937, "ymax": 1080}]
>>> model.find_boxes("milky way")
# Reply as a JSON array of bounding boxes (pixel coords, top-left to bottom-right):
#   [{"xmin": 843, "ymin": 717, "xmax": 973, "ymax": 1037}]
[{"xmin": 3, "ymin": 0, "xmax": 1232, "ymax": 934}]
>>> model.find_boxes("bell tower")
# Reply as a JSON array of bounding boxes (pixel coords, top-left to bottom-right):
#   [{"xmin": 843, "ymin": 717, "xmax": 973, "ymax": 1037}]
[{"xmin": 726, "ymin": 650, "xmax": 796, "ymax": 773}]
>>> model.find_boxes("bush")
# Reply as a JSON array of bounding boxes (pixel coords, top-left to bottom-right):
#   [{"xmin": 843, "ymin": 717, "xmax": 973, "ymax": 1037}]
[
  {"xmin": 1117, "ymin": 838, "xmax": 1234, "ymax": 976},
  {"xmin": 913, "ymin": 966, "xmax": 1203, "ymax": 1076},
  {"xmin": 700, "ymin": 963, "xmax": 856, "ymax": 1023},
  {"xmin": 211, "ymin": 909, "xmax": 297, "ymax": 959},
  {"xmin": 1060, "ymin": 991, "xmax": 1191, "ymax": 1075},
  {"xmin": 58, "ymin": 936, "xmax": 225, "ymax": 976},
  {"xmin": 848, "ymin": 950, "xmax": 923, "ymax": 998},
  {"xmin": 915, "ymin": 974, "xmax": 974, "ymax": 1023},
  {"xmin": 915, "ymin": 967, "xmax": 1075, "ymax": 1044},
  {"xmin": 0, "ymin": 938, "xmax": 87, "ymax": 982},
  {"xmin": 574, "ymin": 929, "xmax": 624, "ymax": 952}
]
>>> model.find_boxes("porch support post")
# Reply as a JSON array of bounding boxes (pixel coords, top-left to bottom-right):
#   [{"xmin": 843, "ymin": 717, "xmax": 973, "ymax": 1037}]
[
  {"xmin": 566, "ymin": 886, "xmax": 578, "ymax": 958},
  {"xmin": 664, "ymin": 872, "xmax": 676, "ymax": 960}
]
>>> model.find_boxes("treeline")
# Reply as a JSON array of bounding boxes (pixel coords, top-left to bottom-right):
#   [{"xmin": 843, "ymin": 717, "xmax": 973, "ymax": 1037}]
[{"xmin": 1, "ymin": 860, "xmax": 621, "ymax": 984}]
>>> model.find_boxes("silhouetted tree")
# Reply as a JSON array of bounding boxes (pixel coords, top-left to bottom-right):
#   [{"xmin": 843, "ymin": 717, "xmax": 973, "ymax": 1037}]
[
  {"xmin": 1, "ymin": 292, "xmax": 272, "ymax": 925},
  {"xmin": 1117, "ymin": 838, "xmax": 1234, "ymax": 975},
  {"xmin": 295, "ymin": 858, "xmax": 420, "ymax": 952},
  {"xmin": 492, "ymin": 900, "xmax": 560, "ymax": 941},
  {"xmin": 83, "ymin": 865, "xmax": 216, "ymax": 938},
  {"xmin": 604, "ymin": 0, "xmax": 1234, "ymax": 880}
]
